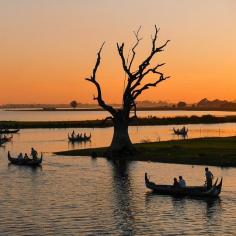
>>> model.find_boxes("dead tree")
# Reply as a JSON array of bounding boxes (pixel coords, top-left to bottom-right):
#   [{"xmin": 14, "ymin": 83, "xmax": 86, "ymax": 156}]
[{"xmin": 86, "ymin": 26, "xmax": 170, "ymax": 158}]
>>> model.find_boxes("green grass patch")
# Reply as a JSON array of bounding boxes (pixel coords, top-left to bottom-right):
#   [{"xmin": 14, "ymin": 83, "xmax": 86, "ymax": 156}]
[
  {"xmin": 1, "ymin": 115, "xmax": 236, "ymax": 129},
  {"xmin": 55, "ymin": 136, "xmax": 236, "ymax": 167}
]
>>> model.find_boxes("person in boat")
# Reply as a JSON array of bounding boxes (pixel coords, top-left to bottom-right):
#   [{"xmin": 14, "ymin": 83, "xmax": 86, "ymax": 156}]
[
  {"xmin": 71, "ymin": 130, "xmax": 75, "ymax": 138},
  {"xmin": 178, "ymin": 176, "xmax": 186, "ymax": 187},
  {"xmin": 31, "ymin": 148, "xmax": 38, "ymax": 160},
  {"xmin": 18, "ymin": 153, "xmax": 23, "ymax": 160},
  {"xmin": 83, "ymin": 133, "xmax": 86, "ymax": 139},
  {"xmin": 24, "ymin": 153, "xmax": 29, "ymax": 160},
  {"xmin": 205, "ymin": 167, "xmax": 214, "ymax": 189},
  {"xmin": 173, "ymin": 177, "xmax": 179, "ymax": 188}
]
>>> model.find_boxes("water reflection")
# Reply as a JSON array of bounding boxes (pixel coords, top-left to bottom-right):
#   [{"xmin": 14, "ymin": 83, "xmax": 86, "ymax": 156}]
[
  {"xmin": 0, "ymin": 150, "xmax": 235, "ymax": 235},
  {"xmin": 7, "ymin": 163, "xmax": 43, "ymax": 173},
  {"xmin": 203, "ymin": 198, "xmax": 222, "ymax": 220},
  {"xmin": 145, "ymin": 191, "xmax": 222, "ymax": 224},
  {"xmin": 110, "ymin": 160, "xmax": 135, "ymax": 235},
  {"xmin": 67, "ymin": 140, "xmax": 92, "ymax": 150}
]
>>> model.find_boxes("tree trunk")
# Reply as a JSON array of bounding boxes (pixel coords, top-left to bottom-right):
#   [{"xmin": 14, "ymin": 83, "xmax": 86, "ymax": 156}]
[{"xmin": 105, "ymin": 111, "xmax": 136, "ymax": 158}]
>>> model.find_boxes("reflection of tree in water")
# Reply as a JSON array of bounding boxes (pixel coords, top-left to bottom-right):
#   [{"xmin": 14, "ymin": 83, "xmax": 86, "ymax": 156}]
[{"xmin": 110, "ymin": 160, "xmax": 135, "ymax": 235}]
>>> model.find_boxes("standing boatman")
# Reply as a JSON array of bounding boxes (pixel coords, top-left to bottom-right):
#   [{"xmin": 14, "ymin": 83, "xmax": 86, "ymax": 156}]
[{"xmin": 205, "ymin": 167, "xmax": 214, "ymax": 189}]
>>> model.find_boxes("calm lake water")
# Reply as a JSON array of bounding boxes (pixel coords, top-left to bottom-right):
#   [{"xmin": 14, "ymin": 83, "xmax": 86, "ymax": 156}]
[
  {"xmin": 1, "ymin": 109, "xmax": 236, "ymax": 121},
  {"xmin": 0, "ymin": 127, "xmax": 236, "ymax": 235},
  {"xmin": 1, "ymin": 110, "xmax": 236, "ymax": 235}
]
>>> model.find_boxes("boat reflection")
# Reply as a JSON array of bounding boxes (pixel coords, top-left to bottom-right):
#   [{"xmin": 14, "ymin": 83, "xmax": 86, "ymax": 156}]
[
  {"xmin": 8, "ymin": 162, "xmax": 43, "ymax": 172},
  {"xmin": 145, "ymin": 191, "xmax": 222, "ymax": 221},
  {"xmin": 67, "ymin": 139, "xmax": 91, "ymax": 150}
]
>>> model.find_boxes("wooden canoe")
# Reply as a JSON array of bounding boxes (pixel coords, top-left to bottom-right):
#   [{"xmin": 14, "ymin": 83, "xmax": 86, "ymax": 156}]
[
  {"xmin": 145, "ymin": 173, "xmax": 222, "ymax": 198},
  {"xmin": 8, "ymin": 151, "xmax": 42, "ymax": 166}
]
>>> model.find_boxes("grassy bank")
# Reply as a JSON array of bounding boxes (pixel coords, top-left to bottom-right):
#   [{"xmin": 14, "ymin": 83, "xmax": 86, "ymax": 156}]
[
  {"xmin": 1, "ymin": 115, "xmax": 236, "ymax": 129},
  {"xmin": 55, "ymin": 136, "xmax": 236, "ymax": 167}
]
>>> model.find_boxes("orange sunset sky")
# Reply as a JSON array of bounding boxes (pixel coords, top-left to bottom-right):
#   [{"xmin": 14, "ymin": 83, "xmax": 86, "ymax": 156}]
[{"xmin": 1, "ymin": 0, "xmax": 236, "ymax": 105}]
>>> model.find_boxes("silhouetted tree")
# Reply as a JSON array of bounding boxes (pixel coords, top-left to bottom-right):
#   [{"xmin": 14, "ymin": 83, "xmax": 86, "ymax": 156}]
[
  {"xmin": 70, "ymin": 100, "xmax": 78, "ymax": 109},
  {"xmin": 86, "ymin": 26, "xmax": 170, "ymax": 158},
  {"xmin": 177, "ymin": 101, "xmax": 186, "ymax": 108}
]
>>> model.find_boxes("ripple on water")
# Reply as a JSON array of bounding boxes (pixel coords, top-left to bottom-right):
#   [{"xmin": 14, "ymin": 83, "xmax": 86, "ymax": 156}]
[{"xmin": 0, "ymin": 148, "xmax": 236, "ymax": 235}]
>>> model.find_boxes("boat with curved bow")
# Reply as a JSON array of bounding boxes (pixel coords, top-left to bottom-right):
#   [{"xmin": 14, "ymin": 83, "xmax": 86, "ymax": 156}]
[
  {"xmin": 145, "ymin": 173, "xmax": 222, "ymax": 198},
  {"xmin": 173, "ymin": 127, "xmax": 188, "ymax": 136},
  {"xmin": 0, "ymin": 129, "xmax": 20, "ymax": 134},
  {"xmin": 0, "ymin": 135, "xmax": 13, "ymax": 143},
  {"xmin": 8, "ymin": 151, "xmax": 43, "ymax": 166},
  {"xmin": 68, "ymin": 133, "xmax": 91, "ymax": 142}
]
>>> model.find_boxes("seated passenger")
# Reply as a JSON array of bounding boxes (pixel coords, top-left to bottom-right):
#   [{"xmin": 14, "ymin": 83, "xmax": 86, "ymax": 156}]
[
  {"xmin": 24, "ymin": 153, "xmax": 29, "ymax": 160},
  {"xmin": 18, "ymin": 153, "xmax": 23, "ymax": 160},
  {"xmin": 173, "ymin": 177, "xmax": 179, "ymax": 188},
  {"xmin": 178, "ymin": 176, "xmax": 186, "ymax": 187}
]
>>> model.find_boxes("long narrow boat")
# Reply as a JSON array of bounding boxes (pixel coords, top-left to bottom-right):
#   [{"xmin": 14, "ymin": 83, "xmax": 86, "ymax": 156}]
[
  {"xmin": 0, "ymin": 139, "xmax": 6, "ymax": 145},
  {"xmin": 173, "ymin": 128, "xmax": 188, "ymax": 136},
  {"xmin": 68, "ymin": 133, "xmax": 91, "ymax": 142},
  {"xmin": 0, "ymin": 129, "xmax": 20, "ymax": 134},
  {"xmin": 145, "ymin": 173, "xmax": 222, "ymax": 198},
  {"xmin": 8, "ymin": 151, "xmax": 43, "ymax": 166},
  {"xmin": 0, "ymin": 135, "xmax": 13, "ymax": 142}
]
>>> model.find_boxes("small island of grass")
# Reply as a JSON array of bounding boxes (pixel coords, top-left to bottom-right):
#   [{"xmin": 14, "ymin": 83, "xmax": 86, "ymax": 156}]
[
  {"xmin": 55, "ymin": 136, "xmax": 236, "ymax": 167},
  {"xmin": 2, "ymin": 115, "xmax": 236, "ymax": 129}
]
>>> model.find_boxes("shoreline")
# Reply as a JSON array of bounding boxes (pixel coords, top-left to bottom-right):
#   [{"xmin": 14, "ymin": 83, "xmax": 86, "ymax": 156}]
[
  {"xmin": 1, "ymin": 115, "xmax": 236, "ymax": 129},
  {"xmin": 3, "ymin": 107, "xmax": 236, "ymax": 112},
  {"xmin": 55, "ymin": 136, "xmax": 236, "ymax": 167}
]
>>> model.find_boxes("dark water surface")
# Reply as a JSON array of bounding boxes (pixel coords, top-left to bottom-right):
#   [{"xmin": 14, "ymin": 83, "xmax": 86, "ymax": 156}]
[{"xmin": 0, "ymin": 130, "xmax": 236, "ymax": 235}]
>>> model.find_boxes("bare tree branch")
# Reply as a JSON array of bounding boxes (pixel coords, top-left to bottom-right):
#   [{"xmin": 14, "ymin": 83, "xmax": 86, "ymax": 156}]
[
  {"xmin": 85, "ymin": 42, "xmax": 117, "ymax": 117},
  {"xmin": 118, "ymin": 25, "xmax": 170, "ymax": 117},
  {"xmin": 132, "ymin": 75, "xmax": 170, "ymax": 100},
  {"xmin": 128, "ymin": 26, "xmax": 142, "ymax": 70},
  {"xmin": 130, "ymin": 26, "xmax": 170, "ymax": 91},
  {"xmin": 117, "ymin": 43, "xmax": 133, "ymax": 79},
  {"xmin": 142, "ymin": 63, "xmax": 166, "ymax": 78}
]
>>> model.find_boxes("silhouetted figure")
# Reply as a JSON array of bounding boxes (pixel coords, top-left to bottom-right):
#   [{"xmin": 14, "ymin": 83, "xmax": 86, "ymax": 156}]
[
  {"xmin": 18, "ymin": 153, "xmax": 23, "ymax": 160},
  {"xmin": 24, "ymin": 153, "xmax": 29, "ymax": 160},
  {"xmin": 173, "ymin": 178, "xmax": 179, "ymax": 188},
  {"xmin": 179, "ymin": 176, "xmax": 186, "ymax": 187},
  {"xmin": 205, "ymin": 167, "xmax": 214, "ymax": 189},
  {"xmin": 31, "ymin": 148, "xmax": 38, "ymax": 160}
]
